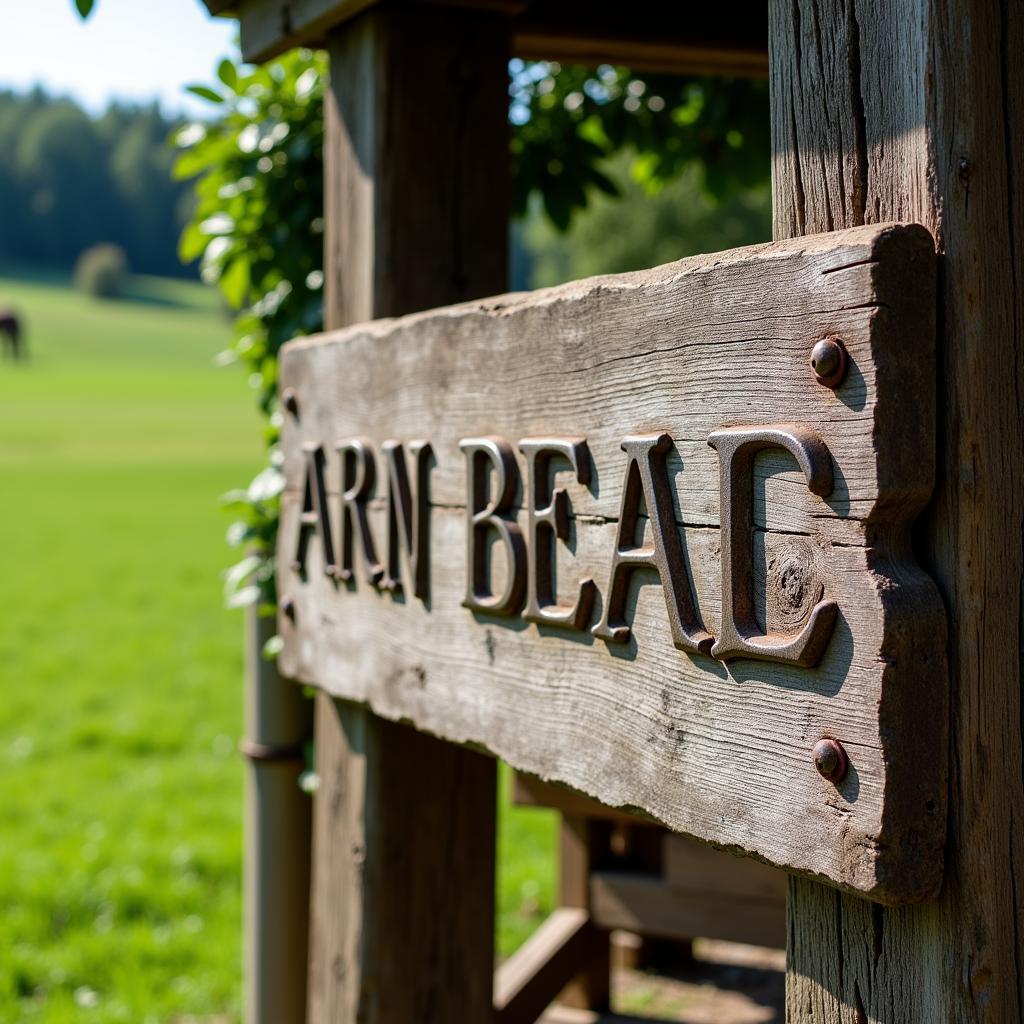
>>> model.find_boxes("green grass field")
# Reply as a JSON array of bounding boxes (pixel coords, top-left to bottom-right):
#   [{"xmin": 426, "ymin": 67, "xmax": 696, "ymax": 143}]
[{"xmin": 0, "ymin": 271, "xmax": 555, "ymax": 1022}]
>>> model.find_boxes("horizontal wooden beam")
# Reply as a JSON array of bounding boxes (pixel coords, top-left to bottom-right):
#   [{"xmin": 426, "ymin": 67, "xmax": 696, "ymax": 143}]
[
  {"xmin": 662, "ymin": 834, "xmax": 787, "ymax": 903},
  {"xmin": 494, "ymin": 907, "xmax": 594, "ymax": 1024},
  {"xmin": 207, "ymin": 0, "xmax": 767, "ymax": 75},
  {"xmin": 512, "ymin": 773, "xmax": 653, "ymax": 826},
  {"xmin": 589, "ymin": 872, "xmax": 785, "ymax": 949},
  {"xmin": 513, "ymin": 1, "xmax": 768, "ymax": 76}
]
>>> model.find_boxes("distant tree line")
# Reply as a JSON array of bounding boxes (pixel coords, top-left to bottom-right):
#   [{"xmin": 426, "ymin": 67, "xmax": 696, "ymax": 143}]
[{"xmin": 0, "ymin": 88, "xmax": 192, "ymax": 278}]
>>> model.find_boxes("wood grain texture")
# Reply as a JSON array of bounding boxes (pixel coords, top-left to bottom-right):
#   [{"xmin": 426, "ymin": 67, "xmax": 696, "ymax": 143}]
[
  {"xmin": 771, "ymin": 0, "xmax": 1024, "ymax": 1020},
  {"xmin": 279, "ymin": 223, "xmax": 946, "ymax": 902},
  {"xmin": 305, "ymin": 10, "xmax": 508, "ymax": 1024},
  {"xmin": 307, "ymin": 702, "xmax": 497, "ymax": 1023}
]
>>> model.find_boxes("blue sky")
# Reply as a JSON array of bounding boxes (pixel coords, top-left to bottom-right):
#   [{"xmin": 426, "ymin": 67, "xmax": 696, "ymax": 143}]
[{"xmin": 2, "ymin": 0, "xmax": 238, "ymax": 116}]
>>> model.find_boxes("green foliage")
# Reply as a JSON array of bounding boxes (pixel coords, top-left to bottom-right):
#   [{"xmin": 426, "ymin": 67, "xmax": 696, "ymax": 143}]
[
  {"xmin": 523, "ymin": 157, "xmax": 770, "ymax": 288},
  {"xmin": 73, "ymin": 242, "xmax": 129, "ymax": 298},
  {"xmin": 73, "ymin": 0, "xmax": 96, "ymax": 17},
  {"xmin": 0, "ymin": 89, "xmax": 193, "ymax": 277},
  {"xmin": 173, "ymin": 49, "xmax": 326, "ymax": 610},
  {"xmin": 509, "ymin": 60, "xmax": 770, "ymax": 229}
]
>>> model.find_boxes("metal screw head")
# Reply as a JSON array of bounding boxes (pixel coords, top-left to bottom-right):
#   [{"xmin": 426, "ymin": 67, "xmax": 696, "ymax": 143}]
[
  {"xmin": 282, "ymin": 387, "xmax": 299, "ymax": 416},
  {"xmin": 810, "ymin": 336, "xmax": 847, "ymax": 388},
  {"xmin": 813, "ymin": 737, "xmax": 848, "ymax": 784}
]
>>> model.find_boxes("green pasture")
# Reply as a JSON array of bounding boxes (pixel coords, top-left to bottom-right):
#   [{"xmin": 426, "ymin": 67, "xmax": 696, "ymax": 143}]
[{"xmin": 0, "ymin": 271, "xmax": 555, "ymax": 1022}]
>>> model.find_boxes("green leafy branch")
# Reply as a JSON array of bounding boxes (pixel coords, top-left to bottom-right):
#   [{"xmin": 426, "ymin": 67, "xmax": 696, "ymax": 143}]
[{"xmin": 173, "ymin": 51, "xmax": 326, "ymax": 614}]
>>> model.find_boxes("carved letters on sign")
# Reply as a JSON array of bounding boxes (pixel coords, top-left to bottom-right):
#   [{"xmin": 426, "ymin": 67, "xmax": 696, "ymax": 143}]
[
  {"xmin": 292, "ymin": 429, "xmax": 839, "ymax": 664},
  {"xmin": 277, "ymin": 224, "xmax": 947, "ymax": 904}
]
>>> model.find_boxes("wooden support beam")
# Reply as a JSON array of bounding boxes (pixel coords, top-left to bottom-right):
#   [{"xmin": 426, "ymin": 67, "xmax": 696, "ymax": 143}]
[
  {"xmin": 243, "ymin": 608, "xmax": 312, "ymax": 1024},
  {"xmin": 590, "ymin": 872, "xmax": 785, "ymax": 950},
  {"xmin": 770, "ymin": 0, "xmax": 1024, "ymax": 1019},
  {"xmin": 494, "ymin": 907, "xmax": 592, "ymax": 1024},
  {"xmin": 305, "ymin": 8, "xmax": 509, "ymax": 1023},
  {"xmin": 512, "ymin": 773, "xmax": 652, "ymax": 826},
  {"xmin": 210, "ymin": 0, "xmax": 767, "ymax": 76},
  {"xmin": 558, "ymin": 816, "xmax": 613, "ymax": 1012},
  {"xmin": 662, "ymin": 835, "xmax": 786, "ymax": 904},
  {"xmin": 512, "ymin": 1, "xmax": 767, "ymax": 76}
]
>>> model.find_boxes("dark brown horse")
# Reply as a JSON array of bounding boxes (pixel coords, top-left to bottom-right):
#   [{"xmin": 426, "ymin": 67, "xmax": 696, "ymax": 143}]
[{"xmin": 0, "ymin": 310, "xmax": 23, "ymax": 360}]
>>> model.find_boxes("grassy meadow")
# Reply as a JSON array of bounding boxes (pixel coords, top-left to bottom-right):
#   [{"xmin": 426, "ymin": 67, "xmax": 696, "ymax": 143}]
[{"xmin": 0, "ymin": 270, "xmax": 555, "ymax": 1022}]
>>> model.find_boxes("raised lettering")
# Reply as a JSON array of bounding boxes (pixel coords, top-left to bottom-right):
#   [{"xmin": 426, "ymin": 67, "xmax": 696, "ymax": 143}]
[
  {"xmin": 592, "ymin": 434, "xmax": 713, "ymax": 655},
  {"xmin": 291, "ymin": 442, "xmax": 336, "ymax": 578},
  {"xmin": 380, "ymin": 440, "xmax": 432, "ymax": 600},
  {"xmin": 707, "ymin": 424, "xmax": 837, "ymax": 666},
  {"xmin": 335, "ymin": 437, "xmax": 384, "ymax": 586},
  {"xmin": 518, "ymin": 437, "xmax": 596, "ymax": 630},
  {"xmin": 459, "ymin": 437, "xmax": 526, "ymax": 616}
]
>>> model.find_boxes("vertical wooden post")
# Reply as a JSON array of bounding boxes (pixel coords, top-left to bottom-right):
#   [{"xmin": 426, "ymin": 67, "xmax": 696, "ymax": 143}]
[
  {"xmin": 770, "ymin": 1, "xmax": 1023, "ymax": 1020},
  {"xmin": 306, "ymin": 9, "xmax": 510, "ymax": 1023},
  {"xmin": 558, "ymin": 816, "xmax": 612, "ymax": 1011},
  {"xmin": 244, "ymin": 607, "xmax": 312, "ymax": 1024}
]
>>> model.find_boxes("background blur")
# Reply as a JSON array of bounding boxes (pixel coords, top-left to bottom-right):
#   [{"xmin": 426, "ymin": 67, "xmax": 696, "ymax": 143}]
[{"xmin": 0, "ymin": 2, "xmax": 771, "ymax": 1020}]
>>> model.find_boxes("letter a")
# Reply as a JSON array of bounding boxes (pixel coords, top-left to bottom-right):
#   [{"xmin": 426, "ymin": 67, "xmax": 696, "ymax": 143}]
[
  {"xmin": 291, "ymin": 442, "xmax": 337, "ymax": 578},
  {"xmin": 592, "ymin": 434, "xmax": 713, "ymax": 655}
]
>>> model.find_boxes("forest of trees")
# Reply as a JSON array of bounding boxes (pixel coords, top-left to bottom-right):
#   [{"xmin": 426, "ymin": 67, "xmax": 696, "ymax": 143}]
[{"xmin": 0, "ymin": 89, "xmax": 191, "ymax": 277}]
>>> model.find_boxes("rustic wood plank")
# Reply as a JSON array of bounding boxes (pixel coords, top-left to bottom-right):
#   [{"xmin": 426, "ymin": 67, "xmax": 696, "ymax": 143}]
[
  {"xmin": 306, "ymin": 9, "xmax": 508, "ymax": 1024},
  {"xmin": 590, "ymin": 872, "xmax": 785, "ymax": 949},
  {"xmin": 770, "ymin": 0, "xmax": 1024, "ymax": 1020},
  {"xmin": 281, "ymin": 225, "xmax": 937, "ymax": 532},
  {"xmin": 662, "ymin": 834, "xmax": 786, "ymax": 904},
  {"xmin": 494, "ymin": 907, "xmax": 592, "ymax": 1024},
  {"xmin": 279, "ymin": 222, "xmax": 944, "ymax": 903}
]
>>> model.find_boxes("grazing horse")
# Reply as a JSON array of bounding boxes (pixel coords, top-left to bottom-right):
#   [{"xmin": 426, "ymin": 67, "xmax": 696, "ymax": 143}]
[{"xmin": 0, "ymin": 310, "xmax": 23, "ymax": 360}]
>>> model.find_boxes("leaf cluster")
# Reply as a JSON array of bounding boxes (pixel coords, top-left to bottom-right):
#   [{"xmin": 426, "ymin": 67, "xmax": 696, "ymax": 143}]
[
  {"xmin": 172, "ymin": 51, "xmax": 326, "ymax": 609},
  {"xmin": 510, "ymin": 60, "xmax": 769, "ymax": 229}
]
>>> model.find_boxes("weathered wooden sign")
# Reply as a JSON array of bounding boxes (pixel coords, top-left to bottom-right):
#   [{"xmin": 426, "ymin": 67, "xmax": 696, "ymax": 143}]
[{"xmin": 277, "ymin": 223, "xmax": 946, "ymax": 904}]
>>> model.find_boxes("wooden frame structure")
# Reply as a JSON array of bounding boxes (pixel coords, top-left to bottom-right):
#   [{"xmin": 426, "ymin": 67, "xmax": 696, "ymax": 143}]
[{"xmin": 209, "ymin": 1, "xmax": 1024, "ymax": 1021}]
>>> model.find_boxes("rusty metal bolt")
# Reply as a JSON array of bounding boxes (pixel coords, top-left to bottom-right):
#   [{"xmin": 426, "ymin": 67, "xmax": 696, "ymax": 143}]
[
  {"xmin": 281, "ymin": 595, "xmax": 296, "ymax": 623},
  {"xmin": 813, "ymin": 737, "xmax": 848, "ymax": 784},
  {"xmin": 282, "ymin": 387, "xmax": 300, "ymax": 416},
  {"xmin": 810, "ymin": 336, "xmax": 848, "ymax": 388}
]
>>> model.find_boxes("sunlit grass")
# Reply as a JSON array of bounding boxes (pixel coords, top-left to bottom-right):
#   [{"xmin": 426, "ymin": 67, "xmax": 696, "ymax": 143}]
[{"xmin": 0, "ymin": 270, "xmax": 554, "ymax": 1022}]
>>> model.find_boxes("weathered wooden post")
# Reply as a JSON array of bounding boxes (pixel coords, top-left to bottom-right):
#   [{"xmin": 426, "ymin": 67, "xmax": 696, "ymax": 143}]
[
  {"xmin": 305, "ymin": 9, "xmax": 511, "ymax": 1022},
  {"xmin": 770, "ymin": 2, "xmax": 1024, "ymax": 1018},
  {"xmin": 242, "ymin": 608, "xmax": 312, "ymax": 1024}
]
